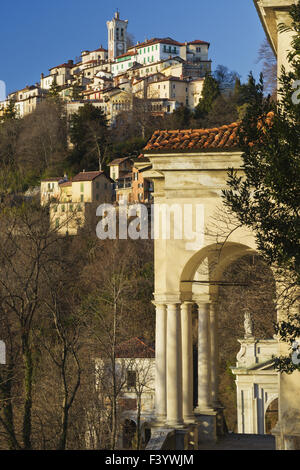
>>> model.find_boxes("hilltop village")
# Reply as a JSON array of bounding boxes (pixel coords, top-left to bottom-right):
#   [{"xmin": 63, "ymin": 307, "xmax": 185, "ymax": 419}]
[
  {"xmin": 0, "ymin": 11, "xmax": 211, "ymax": 124},
  {"xmin": 0, "ymin": 11, "xmax": 214, "ymax": 232}
]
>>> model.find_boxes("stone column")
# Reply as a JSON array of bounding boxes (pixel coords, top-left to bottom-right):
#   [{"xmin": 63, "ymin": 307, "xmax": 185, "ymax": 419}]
[
  {"xmin": 210, "ymin": 300, "xmax": 220, "ymax": 408},
  {"xmin": 181, "ymin": 302, "xmax": 194, "ymax": 423},
  {"xmin": 153, "ymin": 302, "xmax": 167, "ymax": 424},
  {"xmin": 166, "ymin": 303, "xmax": 183, "ymax": 427},
  {"xmin": 195, "ymin": 301, "xmax": 211, "ymax": 412}
]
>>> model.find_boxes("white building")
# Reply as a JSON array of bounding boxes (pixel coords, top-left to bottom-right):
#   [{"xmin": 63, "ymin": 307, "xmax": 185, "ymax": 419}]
[
  {"xmin": 111, "ymin": 37, "xmax": 210, "ymax": 77},
  {"xmin": 231, "ymin": 332, "xmax": 278, "ymax": 436}
]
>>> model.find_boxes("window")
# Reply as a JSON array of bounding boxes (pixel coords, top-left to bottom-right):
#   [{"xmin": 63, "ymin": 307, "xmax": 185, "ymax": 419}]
[
  {"xmin": 105, "ymin": 183, "xmax": 108, "ymax": 189},
  {"xmin": 80, "ymin": 183, "xmax": 84, "ymax": 192},
  {"xmin": 96, "ymin": 194, "xmax": 99, "ymax": 201},
  {"xmin": 80, "ymin": 194, "xmax": 84, "ymax": 202},
  {"xmin": 55, "ymin": 218, "xmax": 60, "ymax": 228},
  {"xmin": 96, "ymin": 182, "xmax": 100, "ymax": 189},
  {"xmin": 61, "ymin": 205, "xmax": 65, "ymax": 212},
  {"xmin": 126, "ymin": 370, "xmax": 136, "ymax": 388}
]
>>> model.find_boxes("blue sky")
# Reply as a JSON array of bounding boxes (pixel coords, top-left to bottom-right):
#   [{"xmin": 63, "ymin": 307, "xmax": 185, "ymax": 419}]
[{"xmin": 0, "ymin": 0, "xmax": 267, "ymax": 95}]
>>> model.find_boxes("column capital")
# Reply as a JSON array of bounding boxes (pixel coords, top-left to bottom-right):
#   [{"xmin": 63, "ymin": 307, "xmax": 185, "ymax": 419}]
[
  {"xmin": 154, "ymin": 292, "xmax": 181, "ymax": 304},
  {"xmin": 151, "ymin": 300, "xmax": 166, "ymax": 308},
  {"xmin": 193, "ymin": 295, "xmax": 210, "ymax": 305}
]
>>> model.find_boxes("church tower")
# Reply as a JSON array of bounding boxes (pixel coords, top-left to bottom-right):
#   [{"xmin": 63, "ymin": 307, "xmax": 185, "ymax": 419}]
[{"xmin": 107, "ymin": 11, "xmax": 128, "ymax": 61}]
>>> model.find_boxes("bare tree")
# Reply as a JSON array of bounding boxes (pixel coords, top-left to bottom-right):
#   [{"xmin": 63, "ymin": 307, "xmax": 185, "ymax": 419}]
[{"xmin": 257, "ymin": 38, "xmax": 277, "ymax": 98}]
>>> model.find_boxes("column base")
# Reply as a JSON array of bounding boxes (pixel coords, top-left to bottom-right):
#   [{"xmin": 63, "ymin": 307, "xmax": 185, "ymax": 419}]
[
  {"xmin": 194, "ymin": 408, "xmax": 218, "ymax": 443},
  {"xmin": 183, "ymin": 414, "xmax": 196, "ymax": 424},
  {"xmin": 165, "ymin": 420, "xmax": 185, "ymax": 429},
  {"xmin": 272, "ymin": 421, "xmax": 300, "ymax": 450},
  {"xmin": 151, "ymin": 416, "xmax": 167, "ymax": 427}
]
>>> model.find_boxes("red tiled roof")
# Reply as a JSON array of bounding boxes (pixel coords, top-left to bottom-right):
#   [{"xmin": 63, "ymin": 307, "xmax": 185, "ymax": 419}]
[
  {"xmin": 116, "ymin": 51, "xmax": 138, "ymax": 60},
  {"xmin": 72, "ymin": 171, "xmax": 105, "ymax": 182},
  {"xmin": 115, "ymin": 337, "xmax": 155, "ymax": 358},
  {"xmin": 188, "ymin": 40, "xmax": 210, "ymax": 46},
  {"xmin": 144, "ymin": 122, "xmax": 240, "ymax": 153},
  {"xmin": 49, "ymin": 62, "xmax": 73, "ymax": 71},
  {"xmin": 130, "ymin": 37, "xmax": 182, "ymax": 50},
  {"xmin": 93, "ymin": 47, "xmax": 108, "ymax": 52},
  {"xmin": 109, "ymin": 157, "xmax": 132, "ymax": 166}
]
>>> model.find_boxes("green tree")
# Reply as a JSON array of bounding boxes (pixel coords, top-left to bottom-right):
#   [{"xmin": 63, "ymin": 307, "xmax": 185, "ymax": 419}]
[
  {"xmin": 222, "ymin": 2, "xmax": 300, "ymax": 371},
  {"xmin": 48, "ymin": 76, "xmax": 60, "ymax": 100},
  {"xmin": 0, "ymin": 100, "xmax": 17, "ymax": 122},
  {"xmin": 69, "ymin": 103, "xmax": 110, "ymax": 171},
  {"xmin": 167, "ymin": 105, "xmax": 192, "ymax": 129},
  {"xmin": 71, "ymin": 80, "xmax": 83, "ymax": 100},
  {"xmin": 194, "ymin": 73, "xmax": 220, "ymax": 119}
]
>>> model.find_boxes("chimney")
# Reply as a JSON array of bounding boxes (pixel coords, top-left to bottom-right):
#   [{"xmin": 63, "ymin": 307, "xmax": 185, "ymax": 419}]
[
  {"xmin": 83, "ymin": 169, "xmax": 86, "ymax": 173},
  {"xmin": 68, "ymin": 60, "xmax": 73, "ymax": 65},
  {"xmin": 41, "ymin": 72, "xmax": 44, "ymax": 79}
]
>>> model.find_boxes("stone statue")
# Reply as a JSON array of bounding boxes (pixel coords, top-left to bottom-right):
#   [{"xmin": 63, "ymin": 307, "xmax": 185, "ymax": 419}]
[{"xmin": 244, "ymin": 310, "xmax": 254, "ymax": 339}]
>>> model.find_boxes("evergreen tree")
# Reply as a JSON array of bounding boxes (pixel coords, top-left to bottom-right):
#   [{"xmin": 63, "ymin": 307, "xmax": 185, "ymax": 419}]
[
  {"xmin": 0, "ymin": 100, "xmax": 17, "ymax": 122},
  {"xmin": 48, "ymin": 76, "xmax": 60, "ymax": 100},
  {"xmin": 71, "ymin": 80, "xmax": 83, "ymax": 100},
  {"xmin": 69, "ymin": 103, "xmax": 110, "ymax": 171},
  {"xmin": 169, "ymin": 105, "xmax": 192, "ymax": 129},
  {"xmin": 222, "ymin": 2, "xmax": 300, "ymax": 372},
  {"xmin": 194, "ymin": 73, "xmax": 220, "ymax": 119}
]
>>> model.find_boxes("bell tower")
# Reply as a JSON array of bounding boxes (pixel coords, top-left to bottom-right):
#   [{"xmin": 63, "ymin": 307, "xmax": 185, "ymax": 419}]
[{"xmin": 107, "ymin": 11, "xmax": 128, "ymax": 61}]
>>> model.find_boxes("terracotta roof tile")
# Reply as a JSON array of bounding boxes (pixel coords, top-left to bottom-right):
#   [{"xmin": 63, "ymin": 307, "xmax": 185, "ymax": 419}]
[
  {"xmin": 72, "ymin": 171, "xmax": 105, "ymax": 182},
  {"xmin": 109, "ymin": 157, "xmax": 132, "ymax": 166},
  {"xmin": 144, "ymin": 122, "xmax": 241, "ymax": 153}
]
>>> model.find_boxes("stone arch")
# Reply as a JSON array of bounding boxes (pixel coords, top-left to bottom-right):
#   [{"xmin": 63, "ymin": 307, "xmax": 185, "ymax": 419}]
[
  {"xmin": 122, "ymin": 419, "xmax": 137, "ymax": 449},
  {"xmin": 265, "ymin": 397, "xmax": 279, "ymax": 435},
  {"xmin": 173, "ymin": 241, "xmax": 277, "ymax": 434},
  {"xmin": 180, "ymin": 242, "xmax": 258, "ymax": 300}
]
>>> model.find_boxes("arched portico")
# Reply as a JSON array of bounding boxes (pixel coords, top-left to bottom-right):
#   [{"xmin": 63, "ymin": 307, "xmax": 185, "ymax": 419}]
[
  {"xmin": 137, "ymin": 145, "xmax": 262, "ymax": 440},
  {"xmin": 152, "ymin": 239, "xmax": 263, "ymax": 437}
]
